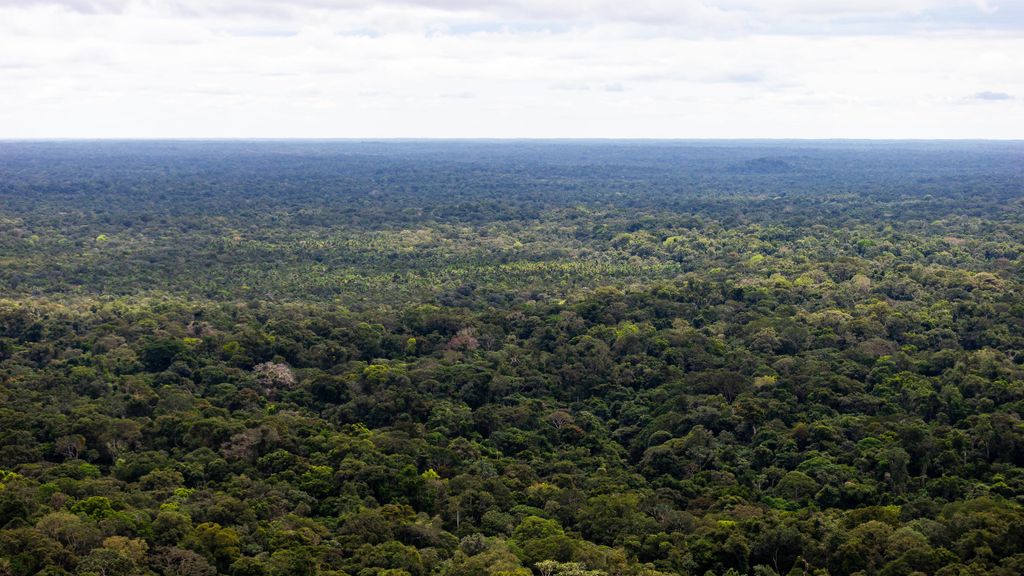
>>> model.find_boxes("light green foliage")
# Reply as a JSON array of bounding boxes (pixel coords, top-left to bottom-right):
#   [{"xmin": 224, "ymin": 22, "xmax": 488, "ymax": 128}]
[{"xmin": 1, "ymin": 142, "xmax": 1024, "ymax": 576}]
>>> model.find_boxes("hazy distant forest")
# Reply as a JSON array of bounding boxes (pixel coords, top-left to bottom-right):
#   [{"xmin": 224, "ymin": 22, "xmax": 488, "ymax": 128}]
[{"xmin": 1, "ymin": 141, "xmax": 1023, "ymax": 576}]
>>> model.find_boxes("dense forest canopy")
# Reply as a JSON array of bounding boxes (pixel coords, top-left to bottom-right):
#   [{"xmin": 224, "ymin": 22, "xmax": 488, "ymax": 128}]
[{"xmin": 0, "ymin": 141, "xmax": 1023, "ymax": 576}]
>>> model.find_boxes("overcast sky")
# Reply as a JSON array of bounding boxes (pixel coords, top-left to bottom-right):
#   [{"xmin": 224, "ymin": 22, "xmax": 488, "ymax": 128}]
[{"xmin": 1, "ymin": 0, "xmax": 1022, "ymax": 138}]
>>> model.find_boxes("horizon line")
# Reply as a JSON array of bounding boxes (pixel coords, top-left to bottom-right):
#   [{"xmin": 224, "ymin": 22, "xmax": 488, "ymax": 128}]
[{"xmin": 2, "ymin": 137, "xmax": 1023, "ymax": 143}]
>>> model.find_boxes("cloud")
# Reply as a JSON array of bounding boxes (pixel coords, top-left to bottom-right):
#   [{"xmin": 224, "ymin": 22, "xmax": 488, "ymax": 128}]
[
  {"xmin": 969, "ymin": 91, "xmax": 1015, "ymax": 101},
  {"xmin": 0, "ymin": 0, "xmax": 1022, "ymax": 137},
  {"xmin": 0, "ymin": 0, "xmax": 127, "ymax": 13},
  {"xmin": 2, "ymin": 0, "xmax": 1019, "ymax": 33},
  {"xmin": 714, "ymin": 72, "xmax": 765, "ymax": 84}
]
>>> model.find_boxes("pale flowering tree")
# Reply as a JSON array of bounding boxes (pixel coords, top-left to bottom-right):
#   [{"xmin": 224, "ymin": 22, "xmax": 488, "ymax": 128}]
[
  {"xmin": 536, "ymin": 561, "xmax": 606, "ymax": 576},
  {"xmin": 447, "ymin": 327, "xmax": 480, "ymax": 351},
  {"xmin": 154, "ymin": 546, "xmax": 217, "ymax": 576},
  {"xmin": 252, "ymin": 362, "xmax": 297, "ymax": 398},
  {"xmin": 220, "ymin": 425, "xmax": 281, "ymax": 462}
]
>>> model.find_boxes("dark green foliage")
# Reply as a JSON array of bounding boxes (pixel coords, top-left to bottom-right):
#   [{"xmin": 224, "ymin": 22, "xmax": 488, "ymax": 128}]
[{"xmin": 1, "ymin": 141, "xmax": 1023, "ymax": 575}]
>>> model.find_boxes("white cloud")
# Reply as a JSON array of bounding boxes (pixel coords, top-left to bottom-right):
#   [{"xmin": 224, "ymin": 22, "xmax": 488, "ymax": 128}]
[
  {"xmin": 0, "ymin": 0, "xmax": 1021, "ymax": 137},
  {"xmin": 967, "ymin": 91, "xmax": 1016, "ymax": 101}
]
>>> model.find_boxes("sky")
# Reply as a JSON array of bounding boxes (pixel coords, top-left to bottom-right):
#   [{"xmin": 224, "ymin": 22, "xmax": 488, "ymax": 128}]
[{"xmin": 0, "ymin": 0, "xmax": 1022, "ymax": 138}]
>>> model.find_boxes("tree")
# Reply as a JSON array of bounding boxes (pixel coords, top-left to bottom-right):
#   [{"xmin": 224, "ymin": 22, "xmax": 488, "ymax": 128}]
[
  {"xmin": 154, "ymin": 547, "xmax": 217, "ymax": 576},
  {"xmin": 775, "ymin": 471, "xmax": 818, "ymax": 503},
  {"xmin": 54, "ymin": 435, "xmax": 86, "ymax": 460},
  {"xmin": 184, "ymin": 523, "xmax": 241, "ymax": 572}
]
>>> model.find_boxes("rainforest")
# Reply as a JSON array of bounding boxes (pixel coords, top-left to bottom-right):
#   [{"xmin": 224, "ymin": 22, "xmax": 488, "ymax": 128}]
[{"xmin": 0, "ymin": 140, "xmax": 1023, "ymax": 576}]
